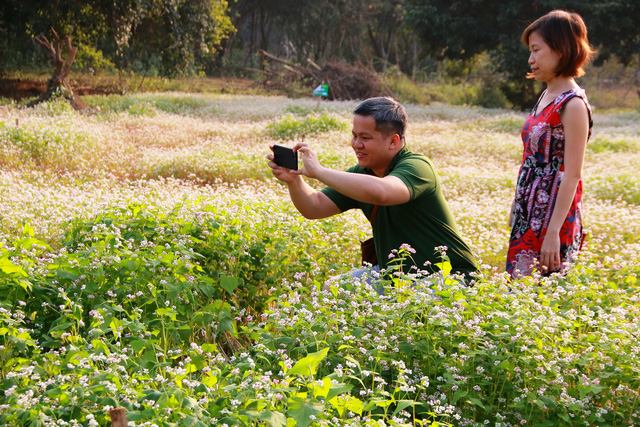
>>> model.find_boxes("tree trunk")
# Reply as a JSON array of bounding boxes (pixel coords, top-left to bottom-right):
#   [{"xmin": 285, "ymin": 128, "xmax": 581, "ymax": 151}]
[{"xmin": 29, "ymin": 29, "xmax": 89, "ymax": 112}]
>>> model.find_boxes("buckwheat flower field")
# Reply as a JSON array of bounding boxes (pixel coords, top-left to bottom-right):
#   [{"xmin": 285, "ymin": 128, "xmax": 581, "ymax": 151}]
[{"xmin": 1, "ymin": 94, "xmax": 639, "ymax": 426}]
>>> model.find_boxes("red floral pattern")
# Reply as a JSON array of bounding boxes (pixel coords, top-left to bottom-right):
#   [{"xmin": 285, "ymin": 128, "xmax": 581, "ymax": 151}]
[{"xmin": 507, "ymin": 89, "xmax": 592, "ymax": 277}]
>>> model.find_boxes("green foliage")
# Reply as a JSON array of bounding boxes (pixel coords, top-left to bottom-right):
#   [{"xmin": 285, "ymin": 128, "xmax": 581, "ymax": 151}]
[
  {"xmin": 475, "ymin": 84, "xmax": 510, "ymax": 109},
  {"xmin": 125, "ymin": 101, "xmax": 158, "ymax": 117},
  {"xmin": 0, "ymin": 108, "xmax": 94, "ymax": 170},
  {"xmin": 73, "ymin": 42, "xmax": 116, "ymax": 72},
  {"xmin": 0, "ymin": 117, "xmax": 69, "ymax": 166},
  {"xmin": 404, "ymin": 1, "xmax": 640, "ymax": 108},
  {"xmin": 242, "ymin": 252, "xmax": 640, "ymax": 425},
  {"xmin": 152, "ymin": 96, "xmax": 209, "ymax": 114},
  {"xmin": 1, "ymin": 92, "xmax": 639, "ymax": 426},
  {"xmin": 283, "ymin": 104, "xmax": 313, "ymax": 116},
  {"xmin": 383, "ymin": 70, "xmax": 434, "ymax": 105},
  {"xmin": 87, "ymin": 94, "xmax": 214, "ymax": 116},
  {"xmin": 0, "ymin": 0, "xmax": 235, "ymax": 77},
  {"xmin": 57, "ymin": 202, "xmax": 348, "ymax": 319},
  {"xmin": 590, "ymin": 174, "xmax": 640, "ymax": 205},
  {"xmin": 264, "ymin": 112, "xmax": 350, "ymax": 140},
  {"xmin": 482, "ymin": 114, "xmax": 525, "ymax": 134},
  {"xmin": 588, "ymin": 136, "xmax": 639, "ymax": 153}
]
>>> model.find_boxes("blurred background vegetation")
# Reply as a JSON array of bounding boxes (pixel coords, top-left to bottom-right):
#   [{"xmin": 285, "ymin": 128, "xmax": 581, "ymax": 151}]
[{"xmin": 0, "ymin": 0, "xmax": 638, "ymax": 110}]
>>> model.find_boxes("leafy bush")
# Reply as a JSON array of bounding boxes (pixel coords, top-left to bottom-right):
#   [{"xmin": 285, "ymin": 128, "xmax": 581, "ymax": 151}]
[
  {"xmin": 73, "ymin": 43, "xmax": 117, "ymax": 73},
  {"xmin": 474, "ymin": 84, "xmax": 510, "ymax": 109},
  {"xmin": 382, "ymin": 70, "xmax": 434, "ymax": 106},
  {"xmin": 2, "ymin": 235, "xmax": 639, "ymax": 426},
  {"xmin": 243, "ymin": 251, "xmax": 640, "ymax": 425},
  {"xmin": 283, "ymin": 104, "xmax": 312, "ymax": 116},
  {"xmin": 264, "ymin": 112, "xmax": 349, "ymax": 140}
]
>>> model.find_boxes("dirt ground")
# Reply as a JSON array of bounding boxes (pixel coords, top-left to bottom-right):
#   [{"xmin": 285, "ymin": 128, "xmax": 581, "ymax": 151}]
[{"xmin": 0, "ymin": 78, "xmax": 47, "ymax": 100}]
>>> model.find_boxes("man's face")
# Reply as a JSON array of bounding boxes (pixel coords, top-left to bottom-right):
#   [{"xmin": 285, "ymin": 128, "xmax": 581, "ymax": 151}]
[{"xmin": 351, "ymin": 114, "xmax": 396, "ymax": 176}]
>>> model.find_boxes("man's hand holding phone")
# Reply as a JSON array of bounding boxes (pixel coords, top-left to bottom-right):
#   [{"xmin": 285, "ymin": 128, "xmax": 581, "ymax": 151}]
[
  {"xmin": 272, "ymin": 144, "xmax": 298, "ymax": 170},
  {"xmin": 268, "ymin": 143, "xmax": 323, "ymax": 183},
  {"xmin": 268, "ymin": 144, "xmax": 301, "ymax": 183}
]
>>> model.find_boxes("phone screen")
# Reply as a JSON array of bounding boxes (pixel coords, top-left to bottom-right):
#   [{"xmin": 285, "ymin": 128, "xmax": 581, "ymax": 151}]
[{"xmin": 273, "ymin": 145, "xmax": 298, "ymax": 170}]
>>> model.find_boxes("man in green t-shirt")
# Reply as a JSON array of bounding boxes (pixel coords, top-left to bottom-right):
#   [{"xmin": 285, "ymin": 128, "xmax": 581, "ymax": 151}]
[{"xmin": 267, "ymin": 97, "xmax": 477, "ymax": 285}]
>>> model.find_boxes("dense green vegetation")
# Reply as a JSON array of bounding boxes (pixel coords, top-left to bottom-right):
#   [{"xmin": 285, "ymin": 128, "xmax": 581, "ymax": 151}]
[
  {"xmin": 0, "ymin": 94, "xmax": 639, "ymax": 425},
  {"xmin": 1, "ymin": 1, "xmax": 638, "ymax": 108}
]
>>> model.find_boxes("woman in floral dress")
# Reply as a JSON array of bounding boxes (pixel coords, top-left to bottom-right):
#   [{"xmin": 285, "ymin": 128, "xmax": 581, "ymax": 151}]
[{"xmin": 507, "ymin": 10, "xmax": 595, "ymax": 278}]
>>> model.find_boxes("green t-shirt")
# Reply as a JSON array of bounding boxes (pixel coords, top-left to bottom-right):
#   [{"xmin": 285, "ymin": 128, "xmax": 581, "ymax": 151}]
[{"xmin": 321, "ymin": 146, "xmax": 477, "ymax": 278}]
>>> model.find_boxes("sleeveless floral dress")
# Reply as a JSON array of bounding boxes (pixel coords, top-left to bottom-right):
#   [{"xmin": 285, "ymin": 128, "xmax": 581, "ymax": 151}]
[{"xmin": 506, "ymin": 88, "xmax": 592, "ymax": 278}]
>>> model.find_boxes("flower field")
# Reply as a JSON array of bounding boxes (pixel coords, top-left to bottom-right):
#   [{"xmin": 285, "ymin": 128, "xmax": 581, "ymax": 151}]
[{"xmin": 1, "ymin": 93, "xmax": 639, "ymax": 426}]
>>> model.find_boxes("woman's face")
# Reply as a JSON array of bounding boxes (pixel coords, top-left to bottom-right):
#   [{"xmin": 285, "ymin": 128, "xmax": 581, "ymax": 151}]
[{"xmin": 527, "ymin": 31, "xmax": 562, "ymax": 83}]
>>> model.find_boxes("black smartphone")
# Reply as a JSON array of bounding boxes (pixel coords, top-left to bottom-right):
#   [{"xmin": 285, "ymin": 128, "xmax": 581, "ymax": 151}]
[{"xmin": 273, "ymin": 144, "xmax": 298, "ymax": 170}]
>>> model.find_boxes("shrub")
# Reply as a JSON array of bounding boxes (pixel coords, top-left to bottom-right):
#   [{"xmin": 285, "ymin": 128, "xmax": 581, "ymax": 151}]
[
  {"xmin": 264, "ymin": 112, "xmax": 349, "ymax": 140},
  {"xmin": 474, "ymin": 84, "xmax": 511, "ymax": 109}
]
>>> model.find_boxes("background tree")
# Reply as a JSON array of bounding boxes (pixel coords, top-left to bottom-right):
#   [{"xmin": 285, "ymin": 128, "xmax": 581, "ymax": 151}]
[
  {"xmin": 1, "ymin": 0, "xmax": 638, "ymax": 108},
  {"xmin": 0, "ymin": 0, "xmax": 235, "ymax": 76},
  {"xmin": 223, "ymin": 0, "xmax": 420, "ymax": 74},
  {"xmin": 404, "ymin": 0, "xmax": 640, "ymax": 108},
  {"xmin": 29, "ymin": 29, "xmax": 89, "ymax": 111}
]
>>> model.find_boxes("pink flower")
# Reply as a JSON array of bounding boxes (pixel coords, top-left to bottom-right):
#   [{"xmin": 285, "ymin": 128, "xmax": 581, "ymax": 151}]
[{"xmin": 399, "ymin": 243, "xmax": 416, "ymax": 254}]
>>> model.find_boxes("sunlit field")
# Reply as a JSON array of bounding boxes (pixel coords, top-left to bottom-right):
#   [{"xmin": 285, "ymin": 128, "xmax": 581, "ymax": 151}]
[{"xmin": 1, "ymin": 94, "xmax": 639, "ymax": 426}]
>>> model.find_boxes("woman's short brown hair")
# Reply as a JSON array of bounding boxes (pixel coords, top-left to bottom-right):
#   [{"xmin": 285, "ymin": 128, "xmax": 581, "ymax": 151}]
[{"xmin": 521, "ymin": 10, "xmax": 596, "ymax": 78}]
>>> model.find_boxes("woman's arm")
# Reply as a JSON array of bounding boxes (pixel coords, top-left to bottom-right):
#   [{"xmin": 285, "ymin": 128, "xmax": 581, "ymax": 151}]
[{"xmin": 539, "ymin": 97, "xmax": 590, "ymax": 272}]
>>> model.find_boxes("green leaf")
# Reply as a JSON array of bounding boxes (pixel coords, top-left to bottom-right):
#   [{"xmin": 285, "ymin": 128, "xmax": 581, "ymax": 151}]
[
  {"xmin": 287, "ymin": 396, "xmax": 324, "ymax": 427},
  {"xmin": 287, "ymin": 347, "xmax": 329, "ymax": 376},
  {"xmin": 434, "ymin": 260, "xmax": 452, "ymax": 276},
  {"xmin": 311, "ymin": 377, "xmax": 331, "ymax": 399},
  {"xmin": 130, "ymin": 339, "xmax": 148, "ymax": 354},
  {"xmin": 393, "ymin": 400, "xmax": 418, "ymax": 416},
  {"xmin": 23, "ymin": 223, "xmax": 35, "ymax": 237},
  {"xmin": 466, "ymin": 397, "xmax": 485, "ymax": 409},
  {"xmin": 49, "ymin": 322, "xmax": 74, "ymax": 333},
  {"xmin": 345, "ymin": 396, "xmax": 364, "ymax": 416},
  {"xmin": 259, "ymin": 411, "xmax": 287, "ymax": 427},
  {"xmin": 452, "ymin": 389, "xmax": 468, "ymax": 403},
  {"xmin": 498, "ymin": 359, "xmax": 514, "ymax": 370},
  {"xmin": 0, "ymin": 258, "xmax": 27, "ymax": 276},
  {"xmin": 201, "ymin": 343, "xmax": 218, "ymax": 353},
  {"xmin": 325, "ymin": 383, "xmax": 353, "ymax": 402},
  {"xmin": 57, "ymin": 269, "xmax": 79, "ymax": 280},
  {"xmin": 220, "ymin": 274, "xmax": 240, "ymax": 294},
  {"xmin": 155, "ymin": 307, "xmax": 178, "ymax": 321}
]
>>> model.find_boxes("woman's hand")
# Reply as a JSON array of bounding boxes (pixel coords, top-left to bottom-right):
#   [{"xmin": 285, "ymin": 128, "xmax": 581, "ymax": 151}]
[
  {"xmin": 540, "ymin": 231, "xmax": 561, "ymax": 273},
  {"xmin": 508, "ymin": 200, "xmax": 516, "ymax": 227}
]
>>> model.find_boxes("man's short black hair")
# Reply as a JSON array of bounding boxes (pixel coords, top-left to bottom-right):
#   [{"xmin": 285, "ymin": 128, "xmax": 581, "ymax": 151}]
[{"xmin": 353, "ymin": 97, "xmax": 407, "ymax": 141}]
